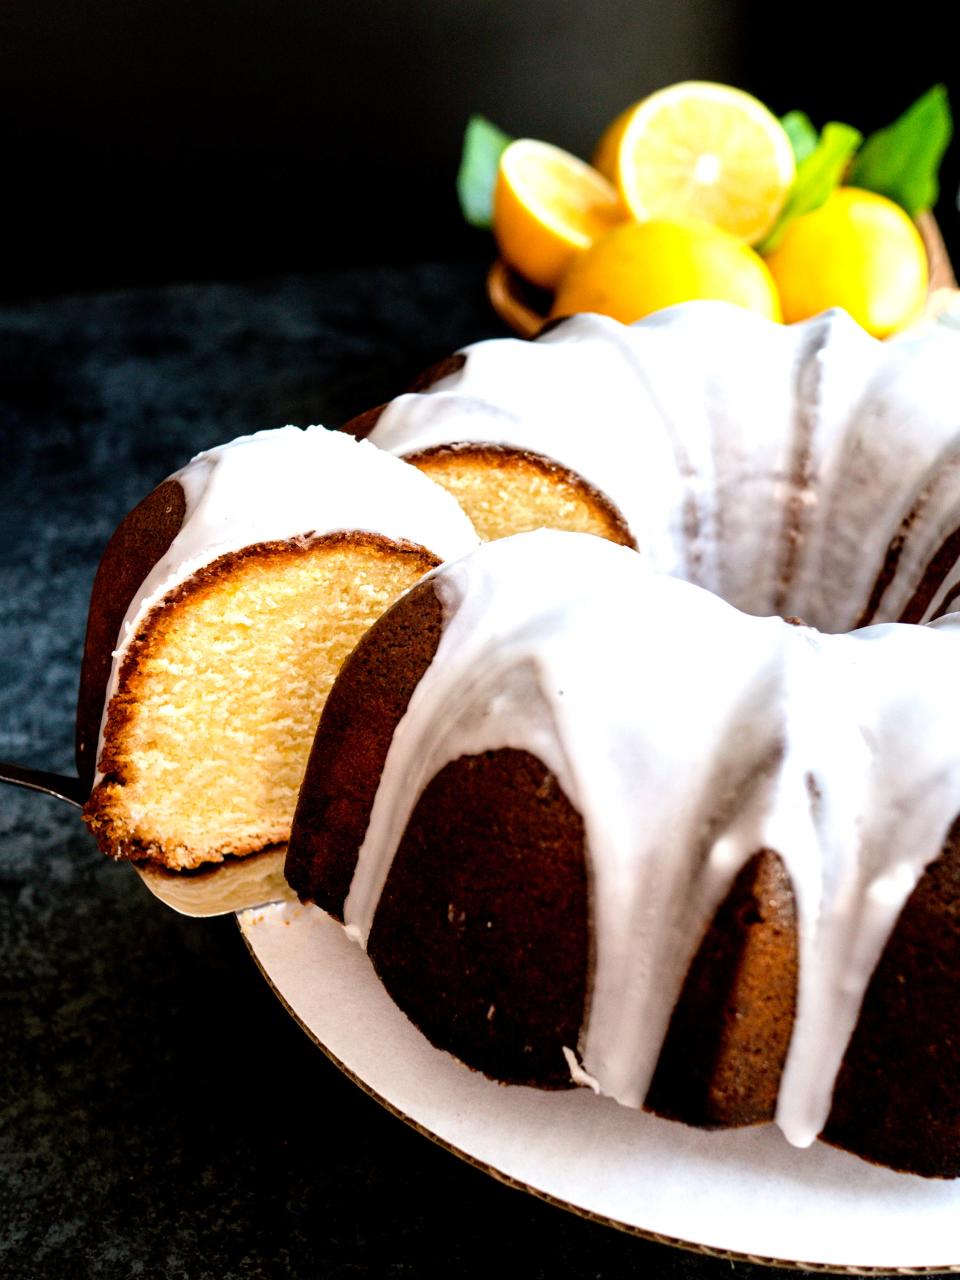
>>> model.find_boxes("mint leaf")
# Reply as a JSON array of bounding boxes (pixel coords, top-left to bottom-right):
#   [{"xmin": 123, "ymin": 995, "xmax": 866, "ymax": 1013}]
[
  {"xmin": 760, "ymin": 121, "xmax": 862, "ymax": 252},
  {"xmin": 849, "ymin": 84, "xmax": 953, "ymax": 216},
  {"xmin": 781, "ymin": 111, "xmax": 819, "ymax": 165},
  {"xmin": 457, "ymin": 115, "xmax": 513, "ymax": 229}
]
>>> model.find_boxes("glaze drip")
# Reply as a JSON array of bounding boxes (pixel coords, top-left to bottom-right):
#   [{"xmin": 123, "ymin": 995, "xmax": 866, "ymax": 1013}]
[
  {"xmin": 93, "ymin": 426, "xmax": 479, "ymax": 783},
  {"xmin": 342, "ymin": 530, "xmax": 960, "ymax": 1149},
  {"xmin": 367, "ymin": 304, "xmax": 960, "ymax": 633}
]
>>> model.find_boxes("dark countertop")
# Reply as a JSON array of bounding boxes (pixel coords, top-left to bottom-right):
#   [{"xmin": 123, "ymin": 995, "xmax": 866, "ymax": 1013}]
[{"xmin": 0, "ymin": 263, "xmax": 951, "ymax": 1279}]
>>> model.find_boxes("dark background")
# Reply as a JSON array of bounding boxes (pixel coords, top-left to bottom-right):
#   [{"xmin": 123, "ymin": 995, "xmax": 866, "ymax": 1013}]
[
  {"xmin": 4, "ymin": 8, "xmax": 960, "ymax": 1277},
  {"xmin": 3, "ymin": 0, "xmax": 959, "ymax": 299}
]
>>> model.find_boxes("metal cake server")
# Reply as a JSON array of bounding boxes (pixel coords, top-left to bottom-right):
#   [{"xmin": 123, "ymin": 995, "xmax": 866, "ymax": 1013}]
[{"xmin": 0, "ymin": 760, "xmax": 296, "ymax": 917}]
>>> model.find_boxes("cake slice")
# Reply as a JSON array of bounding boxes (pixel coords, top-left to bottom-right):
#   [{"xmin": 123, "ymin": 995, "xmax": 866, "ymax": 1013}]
[
  {"xmin": 344, "ymin": 326, "xmax": 637, "ymax": 548},
  {"xmin": 81, "ymin": 426, "xmax": 478, "ymax": 870}
]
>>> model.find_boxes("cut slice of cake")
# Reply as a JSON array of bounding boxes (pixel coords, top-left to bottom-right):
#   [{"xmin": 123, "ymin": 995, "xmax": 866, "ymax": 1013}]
[
  {"xmin": 80, "ymin": 426, "xmax": 478, "ymax": 871},
  {"xmin": 344, "ymin": 333, "xmax": 636, "ymax": 547}
]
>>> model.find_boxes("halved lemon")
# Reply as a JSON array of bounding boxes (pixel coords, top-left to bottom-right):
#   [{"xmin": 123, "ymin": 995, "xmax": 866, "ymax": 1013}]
[
  {"xmin": 493, "ymin": 139, "xmax": 624, "ymax": 290},
  {"xmin": 594, "ymin": 82, "xmax": 795, "ymax": 245}
]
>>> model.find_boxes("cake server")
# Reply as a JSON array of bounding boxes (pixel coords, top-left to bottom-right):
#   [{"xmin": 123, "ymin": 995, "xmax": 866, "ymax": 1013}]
[{"xmin": 0, "ymin": 760, "xmax": 296, "ymax": 917}]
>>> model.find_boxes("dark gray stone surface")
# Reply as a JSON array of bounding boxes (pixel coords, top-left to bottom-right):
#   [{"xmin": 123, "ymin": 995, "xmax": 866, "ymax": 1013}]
[{"xmin": 0, "ymin": 264, "xmax": 949, "ymax": 1278}]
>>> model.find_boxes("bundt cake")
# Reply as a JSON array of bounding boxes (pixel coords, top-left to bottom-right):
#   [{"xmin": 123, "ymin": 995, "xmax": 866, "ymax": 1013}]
[
  {"xmin": 286, "ymin": 529, "xmax": 960, "ymax": 1178},
  {"xmin": 81, "ymin": 426, "xmax": 478, "ymax": 870},
  {"xmin": 349, "ymin": 303, "xmax": 960, "ymax": 632},
  {"xmin": 284, "ymin": 304, "xmax": 960, "ymax": 1177}
]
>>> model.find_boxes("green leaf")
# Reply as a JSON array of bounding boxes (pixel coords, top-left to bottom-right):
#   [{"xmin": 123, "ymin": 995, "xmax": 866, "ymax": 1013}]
[
  {"xmin": 848, "ymin": 84, "xmax": 953, "ymax": 216},
  {"xmin": 781, "ymin": 111, "xmax": 819, "ymax": 165},
  {"xmin": 456, "ymin": 115, "xmax": 513, "ymax": 229},
  {"xmin": 759, "ymin": 121, "xmax": 862, "ymax": 252}
]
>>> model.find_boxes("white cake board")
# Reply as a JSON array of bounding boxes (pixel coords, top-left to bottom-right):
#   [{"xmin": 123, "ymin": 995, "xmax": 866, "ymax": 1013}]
[{"xmin": 238, "ymin": 900, "xmax": 960, "ymax": 1273}]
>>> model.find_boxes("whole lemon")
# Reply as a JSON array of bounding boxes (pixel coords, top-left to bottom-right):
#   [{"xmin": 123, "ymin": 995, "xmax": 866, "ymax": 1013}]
[
  {"xmin": 551, "ymin": 219, "xmax": 781, "ymax": 324},
  {"xmin": 764, "ymin": 187, "xmax": 927, "ymax": 337}
]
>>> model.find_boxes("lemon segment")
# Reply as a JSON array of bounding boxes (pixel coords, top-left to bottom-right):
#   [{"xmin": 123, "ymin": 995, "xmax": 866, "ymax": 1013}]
[
  {"xmin": 595, "ymin": 82, "xmax": 796, "ymax": 245},
  {"xmin": 764, "ymin": 187, "xmax": 928, "ymax": 337},
  {"xmin": 552, "ymin": 219, "xmax": 781, "ymax": 325},
  {"xmin": 493, "ymin": 139, "xmax": 624, "ymax": 290}
]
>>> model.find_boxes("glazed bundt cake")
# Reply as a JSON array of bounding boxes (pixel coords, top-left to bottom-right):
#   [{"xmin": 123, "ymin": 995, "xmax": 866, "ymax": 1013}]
[
  {"xmin": 81, "ymin": 426, "xmax": 478, "ymax": 870},
  {"xmin": 350, "ymin": 303, "xmax": 960, "ymax": 631},
  {"xmin": 286, "ymin": 530, "xmax": 960, "ymax": 1178},
  {"xmin": 284, "ymin": 303, "xmax": 960, "ymax": 1177}
]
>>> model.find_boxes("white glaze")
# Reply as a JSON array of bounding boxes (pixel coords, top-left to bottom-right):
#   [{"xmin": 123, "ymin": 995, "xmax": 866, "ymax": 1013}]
[
  {"xmin": 94, "ymin": 426, "xmax": 479, "ymax": 782},
  {"xmin": 341, "ymin": 530, "xmax": 960, "ymax": 1150},
  {"xmin": 367, "ymin": 304, "xmax": 960, "ymax": 633}
]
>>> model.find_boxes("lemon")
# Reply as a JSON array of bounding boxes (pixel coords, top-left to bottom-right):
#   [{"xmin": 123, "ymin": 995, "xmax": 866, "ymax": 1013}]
[
  {"xmin": 493, "ymin": 139, "xmax": 624, "ymax": 290},
  {"xmin": 552, "ymin": 219, "xmax": 781, "ymax": 324},
  {"xmin": 764, "ymin": 187, "xmax": 928, "ymax": 337},
  {"xmin": 593, "ymin": 82, "xmax": 795, "ymax": 245}
]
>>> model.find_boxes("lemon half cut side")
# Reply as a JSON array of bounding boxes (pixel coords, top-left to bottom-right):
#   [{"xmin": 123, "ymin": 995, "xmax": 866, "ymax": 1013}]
[
  {"xmin": 493, "ymin": 139, "xmax": 624, "ymax": 291},
  {"xmin": 594, "ymin": 82, "xmax": 796, "ymax": 245}
]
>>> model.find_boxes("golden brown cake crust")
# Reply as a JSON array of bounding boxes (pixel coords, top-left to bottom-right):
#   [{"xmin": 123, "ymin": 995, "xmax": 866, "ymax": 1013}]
[
  {"xmin": 646, "ymin": 849, "xmax": 798, "ymax": 1129},
  {"xmin": 404, "ymin": 442, "xmax": 636, "ymax": 548},
  {"xmin": 286, "ymin": 578, "xmax": 445, "ymax": 910},
  {"xmin": 75, "ymin": 479, "xmax": 186, "ymax": 789},
  {"xmin": 287, "ymin": 574, "xmax": 960, "ymax": 1173},
  {"xmin": 369, "ymin": 748, "xmax": 589, "ymax": 1089},
  {"xmin": 84, "ymin": 531, "xmax": 440, "ymax": 866},
  {"xmin": 287, "ymin": 579, "xmax": 590, "ymax": 1086},
  {"xmin": 340, "ymin": 349, "xmax": 635, "ymax": 547},
  {"xmin": 341, "ymin": 354, "xmax": 467, "ymax": 441},
  {"xmin": 342, "ymin": 370, "xmax": 635, "ymax": 549},
  {"xmin": 288, "ymin": 584, "xmax": 804, "ymax": 1102},
  {"xmin": 342, "ymin": 404, "xmax": 388, "ymax": 442},
  {"xmin": 823, "ymin": 816, "xmax": 960, "ymax": 1177},
  {"xmin": 406, "ymin": 353, "xmax": 468, "ymax": 393}
]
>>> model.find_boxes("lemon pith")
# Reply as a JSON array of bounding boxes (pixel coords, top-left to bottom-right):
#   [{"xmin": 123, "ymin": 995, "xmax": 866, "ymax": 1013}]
[
  {"xmin": 594, "ymin": 82, "xmax": 795, "ymax": 245},
  {"xmin": 493, "ymin": 139, "xmax": 623, "ymax": 290}
]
